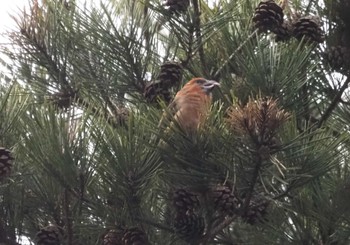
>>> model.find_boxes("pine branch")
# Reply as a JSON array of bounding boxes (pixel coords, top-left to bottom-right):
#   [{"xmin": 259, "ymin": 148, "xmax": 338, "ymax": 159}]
[{"xmin": 241, "ymin": 153, "xmax": 263, "ymax": 211}]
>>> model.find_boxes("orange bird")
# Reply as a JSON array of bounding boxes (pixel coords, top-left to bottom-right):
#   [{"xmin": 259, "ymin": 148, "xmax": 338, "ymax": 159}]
[{"xmin": 165, "ymin": 77, "xmax": 220, "ymax": 133}]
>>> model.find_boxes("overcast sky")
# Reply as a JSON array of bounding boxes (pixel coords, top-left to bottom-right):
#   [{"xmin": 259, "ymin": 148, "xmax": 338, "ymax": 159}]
[{"xmin": 0, "ymin": 1, "xmax": 27, "ymax": 43}]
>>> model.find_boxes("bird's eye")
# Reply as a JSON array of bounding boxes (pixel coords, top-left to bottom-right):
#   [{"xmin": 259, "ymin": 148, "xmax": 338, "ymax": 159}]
[{"xmin": 195, "ymin": 79, "xmax": 207, "ymax": 84}]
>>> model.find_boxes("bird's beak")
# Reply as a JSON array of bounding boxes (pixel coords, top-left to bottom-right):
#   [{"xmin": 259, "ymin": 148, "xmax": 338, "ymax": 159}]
[{"xmin": 204, "ymin": 80, "xmax": 220, "ymax": 90}]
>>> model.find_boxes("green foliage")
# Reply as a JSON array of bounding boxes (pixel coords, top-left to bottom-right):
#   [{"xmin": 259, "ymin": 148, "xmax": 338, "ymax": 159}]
[{"xmin": 1, "ymin": 0, "xmax": 350, "ymax": 244}]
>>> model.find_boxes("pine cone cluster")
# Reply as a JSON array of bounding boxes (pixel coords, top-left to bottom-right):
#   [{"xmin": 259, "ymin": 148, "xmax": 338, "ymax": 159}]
[
  {"xmin": 35, "ymin": 225, "xmax": 63, "ymax": 245},
  {"xmin": 253, "ymin": 1, "xmax": 324, "ymax": 43},
  {"xmin": 103, "ymin": 227, "xmax": 149, "ymax": 245},
  {"xmin": 324, "ymin": 46, "xmax": 350, "ymax": 72},
  {"xmin": 0, "ymin": 147, "xmax": 14, "ymax": 180},
  {"xmin": 144, "ymin": 61, "xmax": 182, "ymax": 105},
  {"xmin": 210, "ymin": 184, "xmax": 241, "ymax": 216}
]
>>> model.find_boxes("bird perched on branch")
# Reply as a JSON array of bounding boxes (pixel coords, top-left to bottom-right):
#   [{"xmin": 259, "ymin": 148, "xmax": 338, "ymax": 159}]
[{"xmin": 162, "ymin": 77, "xmax": 220, "ymax": 134}]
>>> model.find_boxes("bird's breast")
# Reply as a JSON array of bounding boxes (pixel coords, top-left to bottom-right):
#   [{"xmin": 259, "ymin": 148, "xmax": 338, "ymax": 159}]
[{"xmin": 174, "ymin": 92, "xmax": 211, "ymax": 132}]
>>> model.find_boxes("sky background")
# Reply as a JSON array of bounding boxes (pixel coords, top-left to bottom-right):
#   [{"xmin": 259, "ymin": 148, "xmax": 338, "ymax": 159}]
[{"xmin": 0, "ymin": 1, "xmax": 27, "ymax": 41}]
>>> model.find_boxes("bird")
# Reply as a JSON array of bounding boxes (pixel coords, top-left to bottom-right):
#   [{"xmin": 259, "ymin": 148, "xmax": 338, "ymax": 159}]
[{"xmin": 163, "ymin": 77, "xmax": 220, "ymax": 134}]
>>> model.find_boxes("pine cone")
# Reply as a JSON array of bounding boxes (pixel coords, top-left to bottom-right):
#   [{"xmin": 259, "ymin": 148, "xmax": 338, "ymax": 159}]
[
  {"xmin": 174, "ymin": 212, "xmax": 205, "ymax": 242},
  {"xmin": 156, "ymin": 61, "xmax": 183, "ymax": 89},
  {"xmin": 103, "ymin": 228, "xmax": 125, "ymax": 245},
  {"xmin": 324, "ymin": 46, "xmax": 350, "ymax": 72},
  {"xmin": 35, "ymin": 225, "xmax": 63, "ymax": 245},
  {"xmin": 0, "ymin": 147, "xmax": 14, "ymax": 180},
  {"xmin": 210, "ymin": 184, "xmax": 240, "ymax": 215},
  {"xmin": 241, "ymin": 197, "xmax": 269, "ymax": 225},
  {"xmin": 143, "ymin": 82, "xmax": 172, "ymax": 105},
  {"xmin": 273, "ymin": 20, "xmax": 293, "ymax": 42},
  {"xmin": 143, "ymin": 61, "xmax": 182, "ymax": 105},
  {"xmin": 293, "ymin": 16, "xmax": 324, "ymax": 43},
  {"xmin": 165, "ymin": 0, "xmax": 190, "ymax": 15},
  {"xmin": 122, "ymin": 227, "xmax": 149, "ymax": 245},
  {"xmin": 172, "ymin": 188, "xmax": 200, "ymax": 214},
  {"xmin": 252, "ymin": 0, "xmax": 284, "ymax": 33}
]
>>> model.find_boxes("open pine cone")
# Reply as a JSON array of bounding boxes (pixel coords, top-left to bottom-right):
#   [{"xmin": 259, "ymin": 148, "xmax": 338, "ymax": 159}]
[
  {"xmin": 293, "ymin": 15, "xmax": 324, "ymax": 43},
  {"xmin": 156, "ymin": 61, "xmax": 183, "ymax": 89},
  {"xmin": 253, "ymin": 0, "xmax": 284, "ymax": 33},
  {"xmin": 210, "ymin": 184, "xmax": 241, "ymax": 215},
  {"xmin": 35, "ymin": 225, "xmax": 63, "ymax": 245}
]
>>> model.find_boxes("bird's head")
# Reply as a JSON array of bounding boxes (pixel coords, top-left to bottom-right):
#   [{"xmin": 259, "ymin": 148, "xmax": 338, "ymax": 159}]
[{"xmin": 184, "ymin": 77, "xmax": 220, "ymax": 95}]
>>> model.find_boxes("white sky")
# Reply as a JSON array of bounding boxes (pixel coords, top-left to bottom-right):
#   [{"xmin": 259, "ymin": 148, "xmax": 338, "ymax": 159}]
[{"xmin": 0, "ymin": 0, "xmax": 27, "ymax": 38}]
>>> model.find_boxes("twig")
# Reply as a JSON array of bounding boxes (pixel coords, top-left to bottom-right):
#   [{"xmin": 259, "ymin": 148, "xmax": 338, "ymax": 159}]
[
  {"xmin": 242, "ymin": 154, "xmax": 263, "ymax": 211},
  {"xmin": 317, "ymin": 76, "xmax": 350, "ymax": 128}
]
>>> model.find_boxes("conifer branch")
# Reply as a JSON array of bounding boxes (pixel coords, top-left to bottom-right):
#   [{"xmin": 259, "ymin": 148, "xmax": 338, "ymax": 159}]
[{"xmin": 242, "ymin": 154, "xmax": 263, "ymax": 211}]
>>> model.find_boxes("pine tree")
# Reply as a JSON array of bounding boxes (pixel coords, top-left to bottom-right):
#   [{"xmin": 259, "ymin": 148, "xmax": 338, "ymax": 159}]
[{"xmin": 1, "ymin": 0, "xmax": 350, "ymax": 244}]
